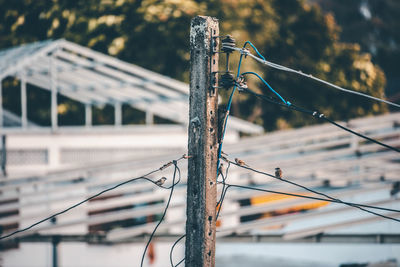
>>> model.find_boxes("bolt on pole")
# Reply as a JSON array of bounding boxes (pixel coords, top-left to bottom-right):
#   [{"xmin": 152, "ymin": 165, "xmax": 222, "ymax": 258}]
[{"xmin": 186, "ymin": 16, "xmax": 219, "ymax": 267}]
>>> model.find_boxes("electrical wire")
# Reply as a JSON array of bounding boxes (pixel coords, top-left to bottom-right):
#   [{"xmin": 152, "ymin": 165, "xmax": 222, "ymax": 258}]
[
  {"xmin": 225, "ymin": 183, "xmax": 400, "ymax": 214},
  {"xmin": 174, "ymin": 258, "xmax": 185, "ymax": 267},
  {"xmin": 240, "ymin": 86, "xmax": 400, "ymax": 153},
  {"xmin": 214, "ymin": 41, "xmax": 249, "ymax": 252},
  {"xmin": 216, "ymin": 155, "xmax": 400, "ymax": 227},
  {"xmin": 172, "ymin": 161, "xmax": 232, "ymax": 266},
  {"xmin": 217, "ymin": 40, "xmax": 264, "ymax": 169},
  {"xmin": 217, "ymin": 161, "xmax": 230, "ymax": 205},
  {"xmin": 231, "ymin": 46, "xmax": 400, "ymax": 109},
  {"xmin": 170, "ymin": 234, "xmax": 185, "ymax": 267},
  {"xmin": 241, "ymin": 71, "xmax": 290, "ymax": 105},
  {"xmin": 216, "ymin": 161, "xmax": 232, "ymax": 220},
  {"xmin": 173, "ymin": 161, "xmax": 231, "ymax": 267},
  {"xmin": 216, "ymin": 185, "xmax": 231, "ymax": 220},
  {"xmin": 140, "ymin": 160, "xmax": 181, "ymax": 267},
  {"xmin": 243, "ymin": 41, "xmax": 266, "ymax": 60},
  {"xmin": 227, "ymin": 159, "xmax": 400, "ymax": 223},
  {"xmin": 169, "ymin": 40, "xmax": 261, "ymax": 267},
  {"xmin": 0, "ymin": 156, "xmax": 186, "ymax": 241}
]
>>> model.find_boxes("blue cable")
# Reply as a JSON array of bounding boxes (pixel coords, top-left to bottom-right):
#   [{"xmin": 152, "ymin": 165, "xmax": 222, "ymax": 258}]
[
  {"xmin": 216, "ymin": 42, "xmax": 276, "ymax": 177},
  {"xmin": 241, "ymin": 71, "xmax": 291, "ymax": 106},
  {"xmin": 216, "ymin": 46, "xmax": 246, "ymax": 175},
  {"xmin": 244, "ymin": 41, "xmax": 266, "ymax": 61}
]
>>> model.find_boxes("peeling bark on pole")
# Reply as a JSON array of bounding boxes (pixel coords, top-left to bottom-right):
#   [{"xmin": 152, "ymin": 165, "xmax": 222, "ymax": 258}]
[{"xmin": 186, "ymin": 16, "xmax": 219, "ymax": 267}]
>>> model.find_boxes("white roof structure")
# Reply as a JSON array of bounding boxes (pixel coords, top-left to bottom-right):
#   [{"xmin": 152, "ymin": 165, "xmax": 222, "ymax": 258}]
[
  {"xmin": 0, "ymin": 112, "xmax": 398, "ymax": 243},
  {"xmin": 0, "ymin": 39, "xmax": 263, "ymax": 134}
]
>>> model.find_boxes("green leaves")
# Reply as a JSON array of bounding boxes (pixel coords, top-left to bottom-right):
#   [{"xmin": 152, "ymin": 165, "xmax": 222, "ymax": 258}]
[{"xmin": 0, "ymin": 0, "xmax": 387, "ymax": 129}]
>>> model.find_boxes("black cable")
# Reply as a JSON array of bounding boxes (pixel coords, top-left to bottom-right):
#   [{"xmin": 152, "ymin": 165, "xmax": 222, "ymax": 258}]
[
  {"xmin": 171, "ymin": 181, "xmax": 399, "ymax": 266},
  {"xmin": 173, "ymin": 163, "xmax": 182, "ymax": 186},
  {"xmin": 216, "ymin": 161, "xmax": 230, "ymax": 206},
  {"xmin": 140, "ymin": 161, "xmax": 181, "ymax": 267},
  {"xmin": 216, "ymin": 160, "xmax": 233, "ymax": 220},
  {"xmin": 170, "ymin": 234, "xmax": 185, "ymax": 267},
  {"xmin": 216, "ymin": 185, "xmax": 231, "ymax": 220},
  {"xmin": 239, "ymin": 46, "xmax": 400, "ymax": 109},
  {"xmin": 171, "ymin": 161, "xmax": 232, "ymax": 266},
  {"xmin": 0, "ymin": 157, "xmax": 186, "ymax": 241},
  {"xmin": 228, "ymin": 160, "xmax": 400, "ymax": 222},
  {"xmin": 174, "ymin": 258, "xmax": 185, "ymax": 267},
  {"xmin": 322, "ymin": 116, "xmax": 399, "ymax": 153},
  {"xmin": 241, "ymin": 87, "xmax": 400, "ymax": 153},
  {"xmin": 225, "ymin": 183, "xmax": 400, "ymax": 212}
]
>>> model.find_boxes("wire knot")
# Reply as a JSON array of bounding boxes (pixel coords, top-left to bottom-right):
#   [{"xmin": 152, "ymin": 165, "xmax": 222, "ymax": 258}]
[
  {"xmin": 160, "ymin": 161, "xmax": 173, "ymax": 170},
  {"xmin": 236, "ymin": 75, "xmax": 248, "ymax": 92},
  {"xmin": 240, "ymin": 48, "xmax": 250, "ymax": 57}
]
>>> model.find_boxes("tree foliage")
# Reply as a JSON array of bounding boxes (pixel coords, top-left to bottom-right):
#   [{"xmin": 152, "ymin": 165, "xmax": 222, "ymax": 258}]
[
  {"xmin": 314, "ymin": 0, "xmax": 400, "ymax": 101},
  {"xmin": 0, "ymin": 0, "xmax": 388, "ymax": 130}
]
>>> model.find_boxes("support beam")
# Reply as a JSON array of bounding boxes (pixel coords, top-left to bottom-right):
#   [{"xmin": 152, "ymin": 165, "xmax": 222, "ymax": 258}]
[
  {"xmin": 50, "ymin": 56, "xmax": 58, "ymax": 131},
  {"xmin": 52, "ymin": 237, "xmax": 59, "ymax": 267},
  {"xmin": 0, "ymin": 80, "xmax": 3, "ymax": 128},
  {"xmin": 1, "ymin": 135, "xmax": 6, "ymax": 177},
  {"xmin": 20, "ymin": 74, "xmax": 27, "ymax": 128},
  {"xmin": 186, "ymin": 16, "xmax": 219, "ymax": 267},
  {"xmin": 85, "ymin": 104, "xmax": 92, "ymax": 127},
  {"xmin": 145, "ymin": 110, "xmax": 153, "ymax": 125},
  {"xmin": 114, "ymin": 102, "xmax": 122, "ymax": 126}
]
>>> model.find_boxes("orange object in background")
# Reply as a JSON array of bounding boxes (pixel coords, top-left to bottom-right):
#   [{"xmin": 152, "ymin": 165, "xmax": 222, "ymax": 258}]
[
  {"xmin": 147, "ymin": 242, "xmax": 156, "ymax": 265},
  {"xmin": 252, "ymin": 193, "xmax": 329, "ymax": 218},
  {"xmin": 251, "ymin": 193, "xmax": 296, "ymax": 205},
  {"xmin": 217, "ymin": 192, "xmax": 329, "ymax": 227}
]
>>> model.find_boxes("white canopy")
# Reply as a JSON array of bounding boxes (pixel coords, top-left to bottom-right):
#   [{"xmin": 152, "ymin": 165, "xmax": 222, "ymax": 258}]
[{"xmin": 0, "ymin": 39, "xmax": 263, "ymax": 134}]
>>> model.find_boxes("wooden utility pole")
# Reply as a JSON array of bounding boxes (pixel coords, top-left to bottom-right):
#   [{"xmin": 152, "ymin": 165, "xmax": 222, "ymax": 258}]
[{"xmin": 186, "ymin": 16, "xmax": 219, "ymax": 267}]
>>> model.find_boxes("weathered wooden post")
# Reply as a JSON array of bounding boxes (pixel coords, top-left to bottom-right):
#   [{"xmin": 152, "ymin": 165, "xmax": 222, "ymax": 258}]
[{"xmin": 186, "ymin": 16, "xmax": 219, "ymax": 267}]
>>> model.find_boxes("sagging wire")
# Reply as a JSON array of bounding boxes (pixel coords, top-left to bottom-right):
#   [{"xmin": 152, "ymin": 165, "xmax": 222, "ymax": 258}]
[
  {"xmin": 216, "ymin": 37, "xmax": 243, "ymax": 163},
  {"xmin": 243, "ymin": 41, "xmax": 266, "ymax": 61},
  {"xmin": 171, "ymin": 158, "xmax": 232, "ymax": 267},
  {"xmin": 168, "ymin": 36, "xmax": 257, "ymax": 267},
  {"xmin": 225, "ymin": 183, "xmax": 400, "ymax": 217},
  {"xmin": 216, "ymin": 38, "xmax": 261, "ymax": 211},
  {"xmin": 140, "ymin": 159, "xmax": 182, "ymax": 267},
  {"xmin": 169, "ymin": 234, "xmax": 186, "ymax": 267},
  {"xmin": 233, "ymin": 41, "xmax": 399, "ymax": 151},
  {"xmin": 239, "ymin": 85, "xmax": 400, "ymax": 153},
  {"xmin": 216, "ymin": 160, "xmax": 231, "ymax": 220},
  {"xmin": 215, "ymin": 39, "xmax": 289, "ymax": 229},
  {"xmin": 0, "ymin": 155, "xmax": 187, "ymax": 242},
  {"xmin": 229, "ymin": 46, "xmax": 400, "ymax": 109},
  {"xmin": 240, "ymin": 71, "xmax": 290, "ymax": 105},
  {"xmin": 227, "ymin": 158, "xmax": 400, "ymax": 223}
]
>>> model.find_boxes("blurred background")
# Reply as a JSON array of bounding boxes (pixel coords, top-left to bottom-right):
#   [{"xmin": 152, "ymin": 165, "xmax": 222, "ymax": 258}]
[
  {"xmin": 0, "ymin": 0, "xmax": 398, "ymax": 130},
  {"xmin": 0, "ymin": 1, "xmax": 399, "ymax": 267}
]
